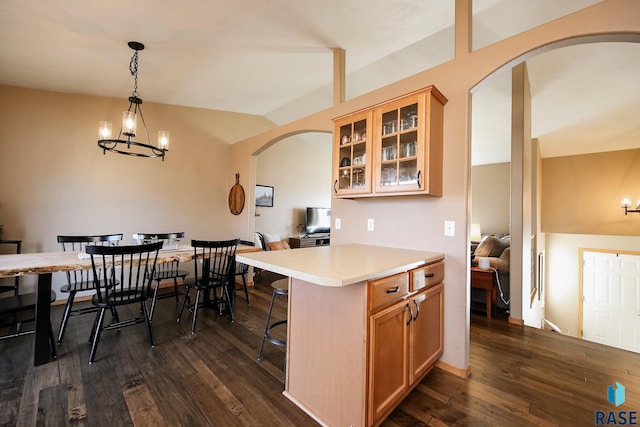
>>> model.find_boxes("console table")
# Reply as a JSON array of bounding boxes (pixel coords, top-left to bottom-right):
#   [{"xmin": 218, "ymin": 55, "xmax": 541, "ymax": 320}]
[{"xmin": 288, "ymin": 235, "xmax": 330, "ymax": 249}]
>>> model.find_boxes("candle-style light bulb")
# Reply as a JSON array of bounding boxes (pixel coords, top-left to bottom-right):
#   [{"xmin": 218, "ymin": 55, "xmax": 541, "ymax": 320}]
[
  {"xmin": 122, "ymin": 111, "xmax": 137, "ymax": 136},
  {"xmin": 98, "ymin": 121, "xmax": 112, "ymax": 139},
  {"xmin": 158, "ymin": 131, "xmax": 170, "ymax": 150}
]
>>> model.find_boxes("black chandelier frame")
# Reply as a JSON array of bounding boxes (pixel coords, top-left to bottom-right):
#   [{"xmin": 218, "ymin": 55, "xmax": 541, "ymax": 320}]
[{"xmin": 97, "ymin": 41, "xmax": 168, "ymax": 161}]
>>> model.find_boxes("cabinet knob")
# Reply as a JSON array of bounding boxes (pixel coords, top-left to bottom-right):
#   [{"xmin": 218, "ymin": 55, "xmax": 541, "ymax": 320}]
[
  {"xmin": 424, "ymin": 273, "xmax": 435, "ymax": 278},
  {"xmin": 406, "ymin": 303, "xmax": 413, "ymax": 325},
  {"xmin": 417, "ymin": 170, "xmax": 422, "ymax": 189},
  {"xmin": 333, "ymin": 179, "xmax": 337, "ymax": 193},
  {"xmin": 386, "ymin": 286, "xmax": 400, "ymax": 294}
]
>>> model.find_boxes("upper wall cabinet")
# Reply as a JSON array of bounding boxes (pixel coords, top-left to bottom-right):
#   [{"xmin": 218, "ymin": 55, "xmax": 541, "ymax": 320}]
[{"xmin": 332, "ymin": 86, "xmax": 447, "ymax": 198}]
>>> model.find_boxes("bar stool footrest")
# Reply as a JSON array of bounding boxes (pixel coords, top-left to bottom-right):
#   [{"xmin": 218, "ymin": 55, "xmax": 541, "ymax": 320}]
[{"xmin": 265, "ymin": 319, "xmax": 287, "ymax": 347}]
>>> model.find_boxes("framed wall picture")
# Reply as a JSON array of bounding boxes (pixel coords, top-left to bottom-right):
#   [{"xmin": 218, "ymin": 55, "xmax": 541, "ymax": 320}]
[{"xmin": 255, "ymin": 185, "xmax": 274, "ymax": 207}]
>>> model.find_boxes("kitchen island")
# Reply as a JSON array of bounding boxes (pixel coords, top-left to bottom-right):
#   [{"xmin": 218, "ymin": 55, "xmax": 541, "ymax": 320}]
[{"xmin": 237, "ymin": 244, "xmax": 444, "ymax": 427}]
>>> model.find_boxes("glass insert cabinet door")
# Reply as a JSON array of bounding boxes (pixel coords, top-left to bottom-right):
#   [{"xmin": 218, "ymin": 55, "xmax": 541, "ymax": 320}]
[
  {"xmin": 374, "ymin": 93, "xmax": 426, "ymax": 193},
  {"xmin": 333, "ymin": 110, "xmax": 373, "ymax": 196}
]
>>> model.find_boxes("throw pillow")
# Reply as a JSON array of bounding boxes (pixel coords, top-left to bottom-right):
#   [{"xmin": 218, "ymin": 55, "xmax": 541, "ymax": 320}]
[
  {"xmin": 268, "ymin": 240, "xmax": 291, "ymax": 251},
  {"xmin": 474, "ymin": 236, "xmax": 504, "ymax": 258},
  {"xmin": 493, "ymin": 247, "xmax": 510, "ymax": 271}
]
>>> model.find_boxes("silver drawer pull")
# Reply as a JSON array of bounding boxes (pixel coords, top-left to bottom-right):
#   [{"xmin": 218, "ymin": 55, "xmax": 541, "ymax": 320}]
[
  {"xmin": 413, "ymin": 299, "xmax": 421, "ymax": 320},
  {"xmin": 406, "ymin": 303, "xmax": 413, "ymax": 325},
  {"xmin": 386, "ymin": 286, "xmax": 400, "ymax": 294}
]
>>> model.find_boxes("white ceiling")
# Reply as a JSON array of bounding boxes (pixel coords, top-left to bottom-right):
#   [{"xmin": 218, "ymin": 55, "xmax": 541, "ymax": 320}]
[
  {"xmin": 0, "ymin": 0, "xmax": 638, "ymax": 164},
  {"xmin": 472, "ymin": 42, "xmax": 640, "ymax": 165}
]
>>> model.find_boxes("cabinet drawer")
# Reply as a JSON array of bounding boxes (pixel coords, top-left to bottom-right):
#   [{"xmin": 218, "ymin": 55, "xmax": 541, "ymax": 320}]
[
  {"xmin": 410, "ymin": 261, "xmax": 444, "ymax": 291},
  {"xmin": 369, "ymin": 272, "xmax": 409, "ymax": 312}
]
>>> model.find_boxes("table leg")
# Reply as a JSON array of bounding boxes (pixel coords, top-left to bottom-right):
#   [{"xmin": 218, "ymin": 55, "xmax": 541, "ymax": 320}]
[
  {"xmin": 485, "ymin": 288, "xmax": 492, "ymax": 319},
  {"xmin": 34, "ymin": 272, "xmax": 53, "ymax": 366}
]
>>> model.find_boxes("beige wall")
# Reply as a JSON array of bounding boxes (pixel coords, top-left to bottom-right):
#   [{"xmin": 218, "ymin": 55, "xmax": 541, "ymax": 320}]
[
  {"xmin": 228, "ymin": 0, "xmax": 640, "ymax": 372},
  {"xmin": 471, "ymin": 163, "xmax": 510, "ymax": 235},
  {"xmin": 542, "ymin": 148, "xmax": 640, "ymax": 235},
  {"xmin": 0, "ymin": 85, "xmax": 274, "ymax": 292}
]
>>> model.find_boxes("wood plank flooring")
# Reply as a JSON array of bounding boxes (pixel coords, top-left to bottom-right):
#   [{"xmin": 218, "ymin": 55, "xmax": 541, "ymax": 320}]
[{"xmin": 1, "ymin": 273, "xmax": 639, "ymax": 426}]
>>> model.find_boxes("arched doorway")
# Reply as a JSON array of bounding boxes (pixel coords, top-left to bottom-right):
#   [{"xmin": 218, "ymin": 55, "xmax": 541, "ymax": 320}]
[
  {"xmin": 253, "ymin": 132, "xmax": 332, "ymax": 244},
  {"xmin": 470, "ymin": 36, "xmax": 640, "ymax": 337}
]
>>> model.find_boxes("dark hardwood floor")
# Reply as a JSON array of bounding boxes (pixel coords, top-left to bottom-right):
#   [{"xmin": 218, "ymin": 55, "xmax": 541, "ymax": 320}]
[{"xmin": 1, "ymin": 275, "xmax": 638, "ymax": 426}]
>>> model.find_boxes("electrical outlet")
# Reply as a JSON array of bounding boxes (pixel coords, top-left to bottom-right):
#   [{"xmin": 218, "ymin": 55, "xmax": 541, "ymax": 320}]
[
  {"xmin": 335, "ymin": 218, "xmax": 341, "ymax": 230},
  {"xmin": 444, "ymin": 220, "xmax": 455, "ymax": 237},
  {"xmin": 367, "ymin": 218, "xmax": 375, "ymax": 231}
]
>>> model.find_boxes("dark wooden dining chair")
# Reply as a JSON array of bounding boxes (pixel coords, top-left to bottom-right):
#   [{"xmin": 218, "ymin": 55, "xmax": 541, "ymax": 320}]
[
  {"xmin": 234, "ymin": 239, "xmax": 255, "ymax": 306},
  {"xmin": 136, "ymin": 232, "xmax": 189, "ymax": 320},
  {"xmin": 56, "ymin": 234, "xmax": 123, "ymax": 345},
  {"xmin": 177, "ymin": 238, "xmax": 239, "ymax": 334},
  {"xmin": 0, "ymin": 240, "xmax": 57, "ymax": 358},
  {"xmin": 86, "ymin": 241, "xmax": 163, "ymax": 364},
  {"xmin": 0, "ymin": 240, "xmax": 21, "ymax": 295}
]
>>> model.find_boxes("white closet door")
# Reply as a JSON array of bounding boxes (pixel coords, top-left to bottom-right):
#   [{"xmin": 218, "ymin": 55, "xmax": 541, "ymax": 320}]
[{"xmin": 583, "ymin": 251, "xmax": 640, "ymax": 353}]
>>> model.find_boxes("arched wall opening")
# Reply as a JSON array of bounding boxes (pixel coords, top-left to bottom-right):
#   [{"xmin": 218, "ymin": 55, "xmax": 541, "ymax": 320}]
[{"xmin": 247, "ymin": 130, "xmax": 332, "ymax": 244}]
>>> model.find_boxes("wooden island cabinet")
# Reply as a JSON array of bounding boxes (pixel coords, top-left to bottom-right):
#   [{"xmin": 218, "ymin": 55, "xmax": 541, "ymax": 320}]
[
  {"xmin": 236, "ymin": 244, "xmax": 444, "ymax": 427},
  {"xmin": 368, "ymin": 263, "xmax": 444, "ymax": 425}
]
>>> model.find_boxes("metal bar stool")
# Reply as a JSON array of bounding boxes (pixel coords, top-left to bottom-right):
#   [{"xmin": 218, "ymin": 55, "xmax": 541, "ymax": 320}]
[{"xmin": 257, "ymin": 278, "xmax": 288, "ymax": 380}]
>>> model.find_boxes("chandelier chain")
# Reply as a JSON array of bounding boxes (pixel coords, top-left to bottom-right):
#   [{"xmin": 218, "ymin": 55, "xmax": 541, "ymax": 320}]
[{"xmin": 129, "ymin": 50, "xmax": 139, "ymax": 97}]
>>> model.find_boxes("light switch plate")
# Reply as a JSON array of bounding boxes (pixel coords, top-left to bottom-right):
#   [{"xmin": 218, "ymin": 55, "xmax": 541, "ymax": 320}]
[
  {"xmin": 367, "ymin": 218, "xmax": 375, "ymax": 231},
  {"xmin": 335, "ymin": 218, "xmax": 341, "ymax": 230},
  {"xmin": 444, "ymin": 220, "xmax": 455, "ymax": 237}
]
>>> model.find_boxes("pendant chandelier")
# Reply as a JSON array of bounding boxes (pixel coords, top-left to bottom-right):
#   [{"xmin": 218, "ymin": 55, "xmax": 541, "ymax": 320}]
[{"xmin": 97, "ymin": 41, "xmax": 169, "ymax": 160}]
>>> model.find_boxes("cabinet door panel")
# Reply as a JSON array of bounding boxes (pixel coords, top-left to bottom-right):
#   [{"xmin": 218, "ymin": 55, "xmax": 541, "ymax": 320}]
[
  {"xmin": 410, "ymin": 283, "xmax": 443, "ymax": 383},
  {"xmin": 373, "ymin": 95, "xmax": 425, "ymax": 194},
  {"xmin": 368, "ymin": 301, "xmax": 410, "ymax": 425},
  {"xmin": 333, "ymin": 111, "xmax": 373, "ymax": 197}
]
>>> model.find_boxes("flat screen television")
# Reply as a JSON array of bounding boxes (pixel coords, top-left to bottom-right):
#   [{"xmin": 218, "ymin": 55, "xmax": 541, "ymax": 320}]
[{"xmin": 306, "ymin": 207, "xmax": 331, "ymax": 235}]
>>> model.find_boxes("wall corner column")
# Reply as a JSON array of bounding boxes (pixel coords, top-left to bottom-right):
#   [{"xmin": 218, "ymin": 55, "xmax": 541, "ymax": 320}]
[
  {"xmin": 455, "ymin": 0, "xmax": 471, "ymax": 58},
  {"xmin": 333, "ymin": 48, "xmax": 345, "ymax": 105}
]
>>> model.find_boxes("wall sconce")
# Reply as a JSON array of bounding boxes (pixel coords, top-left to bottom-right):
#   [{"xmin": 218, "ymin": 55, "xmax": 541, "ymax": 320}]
[
  {"xmin": 621, "ymin": 198, "xmax": 640, "ymax": 215},
  {"xmin": 470, "ymin": 223, "xmax": 482, "ymax": 242}
]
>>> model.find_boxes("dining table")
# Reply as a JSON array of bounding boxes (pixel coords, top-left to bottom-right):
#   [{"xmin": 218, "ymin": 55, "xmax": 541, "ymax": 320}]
[{"xmin": 0, "ymin": 242, "xmax": 260, "ymax": 366}]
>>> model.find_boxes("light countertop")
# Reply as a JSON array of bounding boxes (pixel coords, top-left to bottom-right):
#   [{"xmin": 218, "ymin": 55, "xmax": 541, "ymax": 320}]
[{"xmin": 236, "ymin": 243, "xmax": 444, "ymax": 287}]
